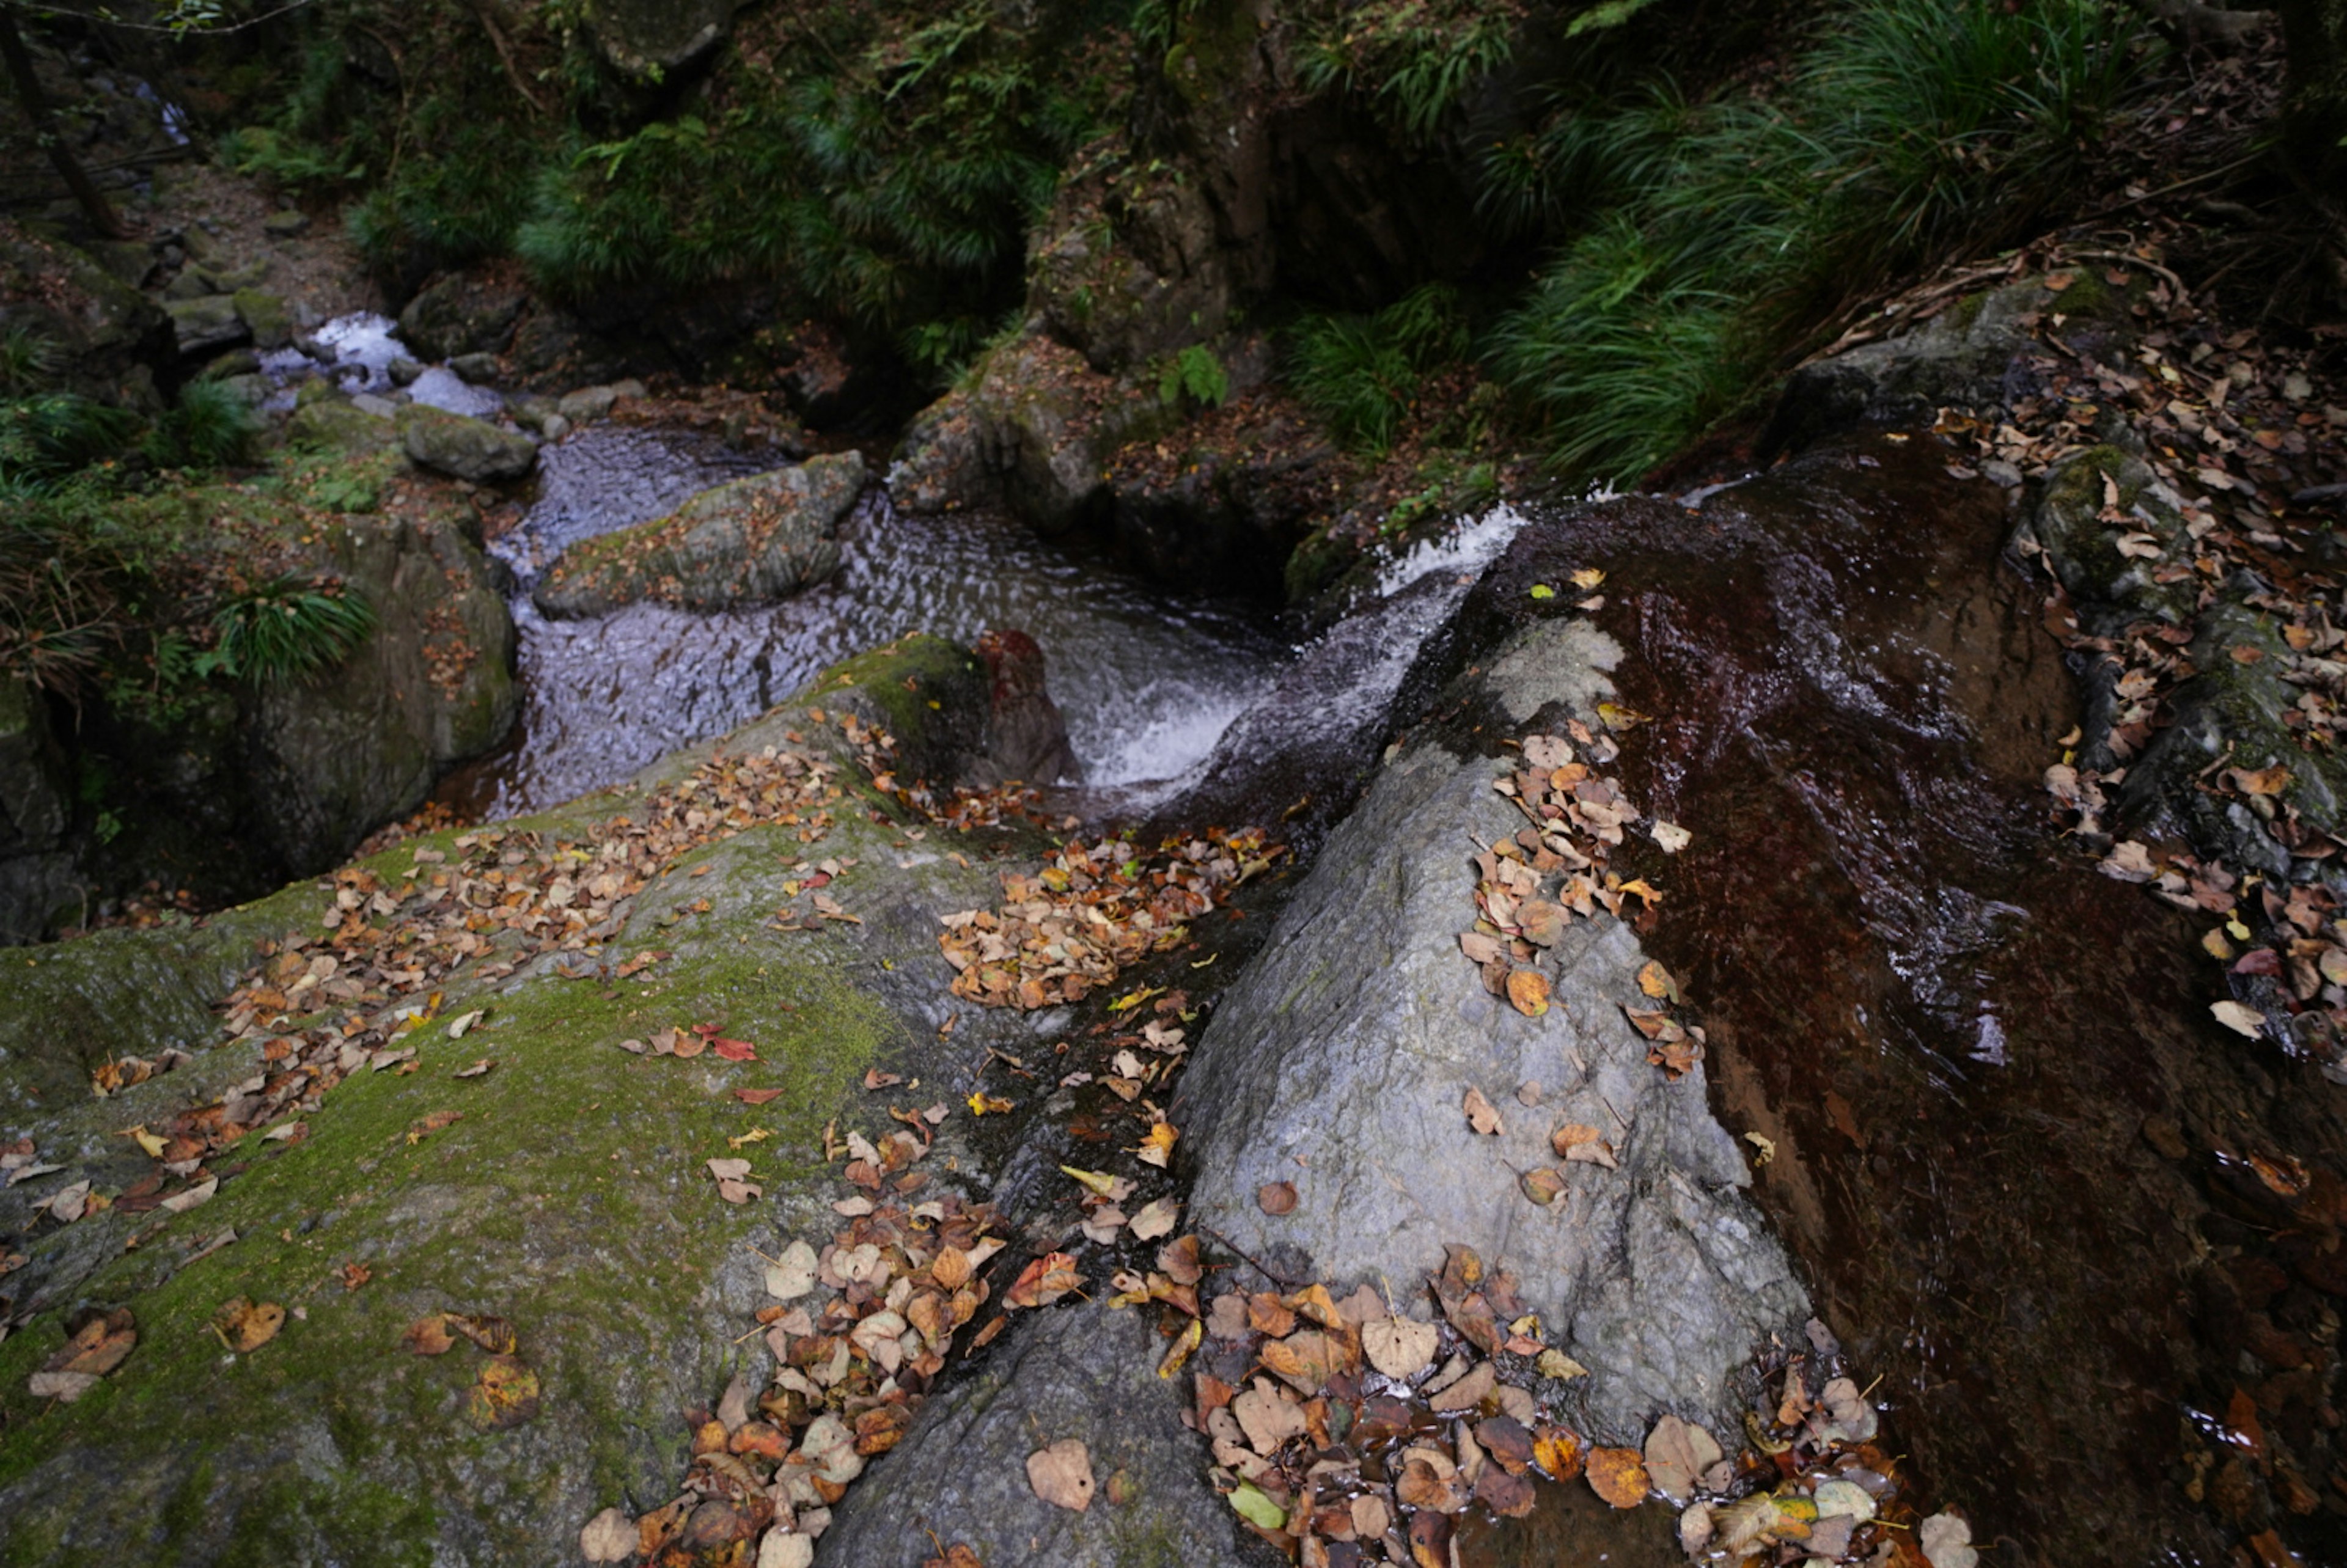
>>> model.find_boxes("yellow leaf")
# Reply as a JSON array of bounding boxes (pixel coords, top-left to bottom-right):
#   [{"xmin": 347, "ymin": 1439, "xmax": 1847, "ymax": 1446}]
[
  {"xmin": 968, "ymin": 1091, "xmax": 1014, "ymax": 1116},
  {"xmin": 1595, "ymin": 702, "xmax": 1650, "ymax": 730},
  {"xmin": 1569, "ymin": 568, "xmax": 1606, "ymax": 590},
  {"xmin": 1636, "ymin": 961, "xmax": 1679, "ymax": 1002},
  {"xmin": 124, "ymin": 1126, "xmax": 167, "ymax": 1159},
  {"xmin": 727, "ymin": 1127, "xmax": 771, "ymax": 1150},
  {"xmin": 1061, "ymin": 1165, "xmax": 1120, "ymax": 1197},
  {"xmin": 1134, "ymin": 1123, "xmax": 1178, "ymax": 1168}
]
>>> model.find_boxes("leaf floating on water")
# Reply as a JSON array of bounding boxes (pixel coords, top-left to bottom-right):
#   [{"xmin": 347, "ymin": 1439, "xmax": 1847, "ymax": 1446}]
[
  {"xmin": 1257, "ymin": 1181, "xmax": 1298, "ymax": 1215},
  {"xmin": 1585, "ymin": 1445, "xmax": 1649, "ymax": 1508}
]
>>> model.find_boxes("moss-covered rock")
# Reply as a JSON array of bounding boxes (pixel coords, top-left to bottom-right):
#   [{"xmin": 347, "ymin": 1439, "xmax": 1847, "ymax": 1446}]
[
  {"xmin": 397, "ymin": 406, "xmax": 538, "ymax": 484},
  {"xmin": 0, "ymin": 655, "xmax": 1062, "ymax": 1568},
  {"xmin": 533, "ymin": 453, "xmax": 864, "ymax": 618},
  {"xmin": 230, "ymin": 289, "xmax": 293, "ymax": 352},
  {"xmin": 285, "ymin": 397, "xmax": 399, "ymax": 458},
  {"xmin": 2029, "ymin": 444, "xmax": 2197, "ymax": 626}
]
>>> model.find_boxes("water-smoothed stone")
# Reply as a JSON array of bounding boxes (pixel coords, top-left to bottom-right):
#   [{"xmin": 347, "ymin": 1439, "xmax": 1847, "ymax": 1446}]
[
  {"xmin": 820, "ymin": 1300, "xmax": 1243, "ymax": 1568},
  {"xmin": 397, "ymin": 402, "xmax": 538, "ymax": 482},
  {"xmin": 0, "ymin": 649, "xmax": 1057, "ymax": 1568},
  {"xmin": 1181, "ymin": 618, "xmax": 1808, "ymax": 1444},
  {"xmin": 164, "ymin": 293, "xmax": 248, "ymax": 357},
  {"xmin": 534, "ymin": 452, "xmax": 864, "ymax": 618}
]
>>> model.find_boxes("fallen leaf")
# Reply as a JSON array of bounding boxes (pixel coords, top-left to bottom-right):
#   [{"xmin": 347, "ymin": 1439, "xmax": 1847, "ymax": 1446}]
[
  {"xmin": 406, "ymin": 1110, "xmax": 463, "ymax": 1145},
  {"xmin": 1650, "ymin": 821, "xmax": 1691, "ymax": 852},
  {"xmin": 765, "ymin": 1240, "xmax": 819, "ymax": 1300},
  {"xmin": 1586, "ymin": 1446, "xmax": 1649, "ymax": 1508},
  {"xmin": 467, "ymin": 1354, "xmax": 542, "ymax": 1429},
  {"xmin": 1521, "ymin": 1167, "xmax": 1567, "ymax": 1204},
  {"xmin": 1535, "ymin": 1349, "xmax": 1589, "ymax": 1380},
  {"xmin": 580, "ymin": 1507, "xmax": 636, "ymax": 1563},
  {"xmin": 212, "ymin": 1297, "xmax": 285, "ymax": 1353},
  {"xmin": 1919, "ymin": 1512, "xmax": 1978, "ymax": 1568},
  {"xmin": 968, "ymin": 1091, "xmax": 1013, "ymax": 1116},
  {"xmin": 403, "ymin": 1314, "xmax": 458, "ymax": 1355},
  {"xmin": 2212, "ymin": 1000, "xmax": 2266, "ymax": 1038},
  {"xmin": 1129, "ymin": 1197, "xmax": 1179, "ymax": 1241},
  {"xmin": 1135, "ymin": 1122, "xmax": 1178, "ymax": 1167},
  {"xmin": 1505, "ymin": 970, "xmax": 1551, "ymax": 1019},
  {"xmin": 1642, "ymin": 1413, "xmax": 1723, "ymax": 1502},
  {"xmin": 28, "ymin": 1369, "xmax": 98, "ymax": 1402},
  {"xmin": 1363, "ymin": 1316, "xmax": 1439, "ymax": 1380},
  {"xmin": 160, "ymin": 1176, "xmax": 218, "ymax": 1214},
  {"xmin": 1533, "ymin": 1423, "xmax": 1585, "ymax": 1480},
  {"xmin": 49, "ymin": 1308, "xmax": 136, "ymax": 1377},
  {"xmin": 1636, "ymin": 961, "xmax": 1680, "ymax": 1002},
  {"xmin": 735, "ymin": 1088, "xmax": 785, "ymax": 1104},
  {"xmin": 1463, "ymin": 1086, "xmax": 1504, "ymax": 1136},
  {"xmin": 446, "ymin": 1009, "xmax": 485, "ymax": 1039},
  {"xmin": 454, "ymin": 1058, "xmax": 495, "ymax": 1079},
  {"xmin": 1026, "ymin": 1438, "xmax": 1095, "ymax": 1512},
  {"xmin": 1005, "ymin": 1251, "xmax": 1081, "ymax": 1309},
  {"xmin": 1257, "ymin": 1181, "xmax": 1298, "ymax": 1216},
  {"xmin": 711, "ymin": 1038, "xmax": 758, "ymax": 1062},
  {"xmin": 1233, "ymin": 1379, "xmax": 1308, "ymax": 1453},
  {"xmin": 1227, "ymin": 1481, "xmax": 1286, "ymax": 1530}
]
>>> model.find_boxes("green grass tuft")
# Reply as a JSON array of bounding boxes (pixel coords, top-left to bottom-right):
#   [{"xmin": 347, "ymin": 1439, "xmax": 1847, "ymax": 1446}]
[
  {"xmin": 210, "ymin": 577, "xmax": 378, "ymax": 686},
  {"xmin": 1288, "ymin": 284, "xmax": 1468, "ymax": 456}
]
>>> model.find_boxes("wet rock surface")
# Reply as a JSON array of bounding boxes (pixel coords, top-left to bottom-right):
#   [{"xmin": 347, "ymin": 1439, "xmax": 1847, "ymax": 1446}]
[
  {"xmin": 1181, "ymin": 623, "xmax": 1809, "ymax": 1446},
  {"xmin": 820, "ymin": 1300, "xmax": 1244, "ymax": 1568},
  {"xmin": 533, "ymin": 452, "xmax": 865, "ymax": 618}
]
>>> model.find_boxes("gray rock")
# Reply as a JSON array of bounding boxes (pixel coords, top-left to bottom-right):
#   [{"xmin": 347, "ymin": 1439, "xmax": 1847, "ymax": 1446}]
[
  {"xmin": 287, "ymin": 398, "xmax": 400, "ymax": 456},
  {"xmin": 1026, "ymin": 156, "xmax": 1234, "ymax": 375},
  {"xmin": 821, "ymin": 1301, "xmax": 1243, "ymax": 1568},
  {"xmin": 540, "ymin": 412, "xmax": 570, "ymax": 442},
  {"xmin": 243, "ymin": 515, "xmax": 518, "ymax": 870},
  {"xmin": 447, "ymin": 350, "xmax": 500, "ymax": 383},
  {"xmin": 2, "ymin": 232, "xmax": 172, "ymax": 409},
  {"xmin": 164, "ymin": 293, "xmax": 248, "ymax": 356},
  {"xmin": 888, "ymin": 390, "xmax": 988, "ymax": 515},
  {"xmin": 161, "ymin": 267, "xmax": 215, "ymax": 301},
  {"xmin": 397, "ymin": 403, "xmax": 538, "ymax": 483},
  {"xmin": 214, "ymin": 372, "xmax": 271, "ymax": 408},
  {"xmin": 1182, "ymin": 619, "xmax": 1809, "ymax": 1444},
  {"xmin": 582, "ymin": 0, "xmax": 736, "ymax": 75},
  {"xmin": 398, "ymin": 271, "xmax": 527, "ymax": 362},
  {"xmin": 556, "ymin": 384, "xmax": 619, "ymax": 423},
  {"xmin": 535, "ymin": 452, "xmax": 864, "ymax": 617},
  {"xmin": 504, "ymin": 392, "xmax": 559, "ymax": 433},
  {"xmin": 205, "ymin": 260, "xmax": 271, "ymax": 292},
  {"xmin": 262, "ymin": 209, "xmax": 310, "ymax": 238},
  {"xmin": 230, "ymin": 288, "xmax": 292, "ymax": 351},
  {"xmin": 350, "ymin": 392, "xmax": 400, "ymax": 420},
  {"xmin": 0, "ymin": 680, "xmax": 84, "ymax": 944},
  {"xmin": 2027, "ymin": 444, "xmax": 2194, "ymax": 626},
  {"xmin": 198, "ymin": 346, "xmax": 262, "ymax": 380},
  {"xmin": 84, "ymin": 238, "xmax": 157, "ymax": 290},
  {"xmin": 388, "ymin": 354, "xmax": 425, "ymax": 387}
]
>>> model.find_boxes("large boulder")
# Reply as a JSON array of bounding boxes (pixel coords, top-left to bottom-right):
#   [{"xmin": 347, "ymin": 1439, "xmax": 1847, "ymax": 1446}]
[
  {"xmin": 0, "ymin": 645, "xmax": 1064, "ymax": 1567},
  {"xmin": 0, "ymin": 222, "xmax": 172, "ymax": 408},
  {"xmin": 1026, "ymin": 147, "xmax": 1236, "ymax": 376},
  {"xmin": 892, "ymin": 336, "xmax": 1169, "ymax": 535},
  {"xmin": 397, "ymin": 404, "xmax": 538, "ymax": 483},
  {"xmin": 285, "ymin": 395, "xmax": 399, "ymax": 458},
  {"xmin": 164, "ymin": 293, "xmax": 248, "ymax": 358},
  {"xmin": 534, "ymin": 452, "xmax": 864, "ymax": 617},
  {"xmin": 0, "ymin": 681, "xmax": 81, "ymax": 944},
  {"xmin": 243, "ymin": 513, "xmax": 519, "ymax": 871},
  {"xmin": 820, "ymin": 1300, "xmax": 1243, "ymax": 1567},
  {"xmin": 397, "ymin": 270, "xmax": 530, "ymax": 362},
  {"xmin": 1180, "ymin": 616, "xmax": 1809, "ymax": 1444},
  {"xmin": 581, "ymin": 0, "xmax": 737, "ymax": 76}
]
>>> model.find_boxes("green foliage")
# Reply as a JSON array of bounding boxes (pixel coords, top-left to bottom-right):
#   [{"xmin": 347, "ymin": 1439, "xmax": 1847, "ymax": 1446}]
[
  {"xmin": 0, "ymin": 394, "xmax": 139, "ymax": 486},
  {"xmin": 144, "ymin": 381, "xmax": 258, "ymax": 471},
  {"xmin": 210, "ymin": 577, "xmax": 377, "ymax": 686},
  {"xmin": 518, "ymin": 3, "xmax": 1103, "ymax": 367},
  {"xmin": 1295, "ymin": 0, "xmax": 1519, "ymax": 141},
  {"xmin": 1288, "ymin": 284, "xmax": 1467, "ymax": 455},
  {"xmin": 219, "ymin": 125, "xmax": 362, "ymax": 194},
  {"xmin": 0, "ymin": 324, "xmax": 61, "ymax": 396},
  {"xmin": 0, "ymin": 482, "xmax": 128, "ymax": 699},
  {"xmin": 1158, "ymin": 343, "xmax": 1230, "ymax": 411},
  {"xmin": 1487, "ymin": 0, "xmax": 2157, "ymax": 482}
]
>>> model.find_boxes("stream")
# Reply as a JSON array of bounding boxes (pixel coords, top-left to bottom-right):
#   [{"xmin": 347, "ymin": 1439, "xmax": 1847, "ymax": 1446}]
[{"xmin": 316, "ymin": 316, "xmax": 2335, "ymax": 1564}]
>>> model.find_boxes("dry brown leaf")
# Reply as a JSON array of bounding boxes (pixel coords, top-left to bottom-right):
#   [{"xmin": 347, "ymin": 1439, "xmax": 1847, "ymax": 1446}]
[
  {"xmin": 1463, "ymin": 1085, "xmax": 1504, "ymax": 1136},
  {"xmin": 468, "ymin": 1354, "xmax": 541, "ymax": 1429},
  {"xmin": 1363, "ymin": 1315, "xmax": 1439, "ymax": 1380},
  {"xmin": 1636, "ymin": 961, "xmax": 1680, "ymax": 1003},
  {"xmin": 1128, "ymin": 1196, "xmax": 1179, "ymax": 1241},
  {"xmin": 1505, "ymin": 969, "xmax": 1551, "ymax": 1018},
  {"xmin": 1233, "ymin": 1378, "xmax": 1308, "ymax": 1454},
  {"xmin": 1642, "ymin": 1413, "xmax": 1723, "ymax": 1502},
  {"xmin": 212, "ymin": 1297, "xmax": 285, "ymax": 1353},
  {"xmin": 1027, "ymin": 1438, "xmax": 1096, "ymax": 1512},
  {"xmin": 579, "ymin": 1507, "xmax": 636, "ymax": 1563},
  {"xmin": 1521, "ymin": 1167, "xmax": 1566, "ymax": 1204},
  {"xmin": 403, "ymin": 1313, "xmax": 457, "ymax": 1355},
  {"xmin": 1257, "ymin": 1181, "xmax": 1298, "ymax": 1216}
]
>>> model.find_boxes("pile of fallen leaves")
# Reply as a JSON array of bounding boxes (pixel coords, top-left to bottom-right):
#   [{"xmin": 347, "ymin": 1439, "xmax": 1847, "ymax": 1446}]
[
  {"xmin": 579, "ymin": 1080, "xmax": 1029, "ymax": 1567},
  {"xmin": 939, "ymin": 828, "xmax": 1282, "ymax": 1011},
  {"xmin": 1927, "ymin": 243, "xmax": 2347, "ymax": 1076},
  {"xmin": 1459, "ymin": 727, "xmax": 1680, "ymax": 1027},
  {"xmin": 1129, "ymin": 1239, "xmax": 1971, "ymax": 1567},
  {"xmin": 54, "ymin": 731, "xmax": 858, "ymax": 1250}
]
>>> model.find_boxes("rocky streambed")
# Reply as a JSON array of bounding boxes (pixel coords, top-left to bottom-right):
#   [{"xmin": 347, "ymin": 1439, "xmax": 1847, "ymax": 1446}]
[{"xmin": 1, "ymin": 265, "xmax": 2342, "ymax": 1568}]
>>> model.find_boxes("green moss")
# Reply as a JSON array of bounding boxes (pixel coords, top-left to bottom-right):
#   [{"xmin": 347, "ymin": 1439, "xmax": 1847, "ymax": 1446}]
[{"xmin": 805, "ymin": 632, "xmax": 988, "ymax": 746}]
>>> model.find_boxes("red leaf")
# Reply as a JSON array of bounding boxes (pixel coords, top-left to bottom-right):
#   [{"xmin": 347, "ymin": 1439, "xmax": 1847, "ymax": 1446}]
[
  {"xmin": 711, "ymin": 1038, "xmax": 758, "ymax": 1062},
  {"xmin": 733, "ymin": 1088, "xmax": 784, "ymax": 1104}
]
